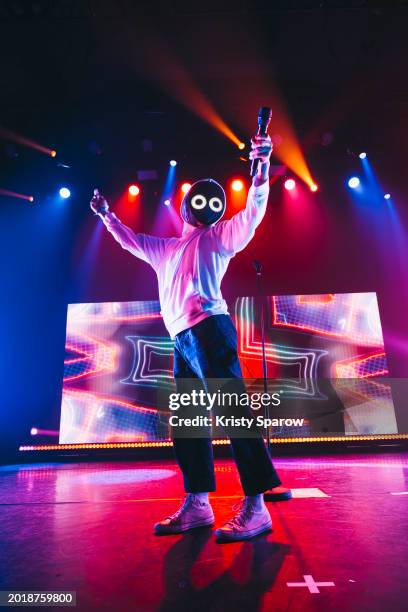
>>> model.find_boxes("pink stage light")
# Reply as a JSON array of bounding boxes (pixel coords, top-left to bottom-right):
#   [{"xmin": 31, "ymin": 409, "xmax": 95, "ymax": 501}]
[
  {"xmin": 30, "ymin": 427, "xmax": 59, "ymax": 437},
  {"xmin": 284, "ymin": 178, "xmax": 296, "ymax": 191}
]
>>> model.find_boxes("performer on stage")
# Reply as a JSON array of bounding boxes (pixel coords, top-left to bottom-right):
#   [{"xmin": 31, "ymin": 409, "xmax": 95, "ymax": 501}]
[{"xmin": 90, "ymin": 134, "xmax": 284, "ymax": 541}]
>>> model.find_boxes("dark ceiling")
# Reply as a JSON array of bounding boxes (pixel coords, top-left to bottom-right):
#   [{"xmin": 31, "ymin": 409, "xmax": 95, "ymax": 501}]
[{"xmin": 1, "ymin": 1, "xmax": 408, "ymax": 182}]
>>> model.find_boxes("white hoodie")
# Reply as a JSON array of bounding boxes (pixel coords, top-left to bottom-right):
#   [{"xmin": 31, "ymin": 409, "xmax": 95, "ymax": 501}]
[{"xmin": 102, "ymin": 179, "xmax": 269, "ymax": 338}]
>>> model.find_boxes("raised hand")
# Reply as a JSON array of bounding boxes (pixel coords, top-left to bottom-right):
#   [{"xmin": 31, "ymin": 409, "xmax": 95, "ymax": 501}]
[
  {"xmin": 249, "ymin": 134, "xmax": 273, "ymax": 163},
  {"xmin": 90, "ymin": 188, "xmax": 109, "ymax": 216}
]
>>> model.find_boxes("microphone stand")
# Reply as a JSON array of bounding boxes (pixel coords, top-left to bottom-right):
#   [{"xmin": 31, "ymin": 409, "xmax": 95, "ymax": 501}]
[
  {"xmin": 253, "ymin": 260, "xmax": 271, "ymax": 452},
  {"xmin": 254, "ymin": 260, "xmax": 292, "ymax": 502},
  {"xmin": 248, "ymin": 109, "xmax": 292, "ymax": 501}
]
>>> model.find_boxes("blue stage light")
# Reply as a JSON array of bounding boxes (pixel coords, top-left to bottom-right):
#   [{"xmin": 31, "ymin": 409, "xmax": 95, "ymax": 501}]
[
  {"xmin": 164, "ymin": 199, "xmax": 171, "ymax": 206},
  {"xmin": 348, "ymin": 177, "xmax": 360, "ymax": 189},
  {"xmin": 384, "ymin": 193, "xmax": 391, "ymax": 200},
  {"xmin": 169, "ymin": 160, "xmax": 177, "ymax": 167},
  {"xmin": 359, "ymin": 152, "xmax": 367, "ymax": 159},
  {"xmin": 59, "ymin": 187, "xmax": 71, "ymax": 199}
]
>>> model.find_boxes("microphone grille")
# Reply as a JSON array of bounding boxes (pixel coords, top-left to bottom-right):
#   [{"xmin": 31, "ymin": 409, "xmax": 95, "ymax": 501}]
[{"xmin": 258, "ymin": 106, "xmax": 272, "ymax": 122}]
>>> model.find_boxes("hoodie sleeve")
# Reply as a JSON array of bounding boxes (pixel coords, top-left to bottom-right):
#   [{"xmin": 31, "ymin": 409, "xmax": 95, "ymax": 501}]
[
  {"xmin": 102, "ymin": 212, "xmax": 166, "ymax": 269},
  {"xmin": 212, "ymin": 179, "xmax": 269, "ymax": 256}
]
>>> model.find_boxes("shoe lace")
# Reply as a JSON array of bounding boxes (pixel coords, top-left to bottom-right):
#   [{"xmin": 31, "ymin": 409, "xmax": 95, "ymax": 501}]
[
  {"xmin": 167, "ymin": 495, "xmax": 194, "ymax": 520},
  {"xmin": 226, "ymin": 499, "xmax": 254, "ymax": 529}
]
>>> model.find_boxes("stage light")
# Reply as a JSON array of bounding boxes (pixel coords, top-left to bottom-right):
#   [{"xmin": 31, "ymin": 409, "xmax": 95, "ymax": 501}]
[
  {"xmin": 181, "ymin": 182, "xmax": 192, "ymax": 194},
  {"xmin": 348, "ymin": 177, "xmax": 360, "ymax": 189},
  {"xmin": 238, "ymin": 142, "xmax": 245, "ymax": 150},
  {"xmin": 359, "ymin": 152, "xmax": 367, "ymax": 159},
  {"xmin": 59, "ymin": 187, "xmax": 71, "ymax": 199},
  {"xmin": 310, "ymin": 183, "xmax": 318, "ymax": 192},
  {"xmin": 0, "ymin": 188, "xmax": 34, "ymax": 202},
  {"xmin": 284, "ymin": 178, "xmax": 296, "ymax": 191},
  {"xmin": 231, "ymin": 179, "xmax": 244, "ymax": 192},
  {"xmin": 0, "ymin": 126, "xmax": 56, "ymax": 157},
  {"xmin": 30, "ymin": 428, "xmax": 38, "ymax": 436},
  {"xmin": 164, "ymin": 199, "xmax": 171, "ymax": 206},
  {"xmin": 128, "ymin": 184, "xmax": 140, "ymax": 196},
  {"xmin": 384, "ymin": 193, "xmax": 391, "ymax": 200},
  {"xmin": 169, "ymin": 160, "xmax": 177, "ymax": 167}
]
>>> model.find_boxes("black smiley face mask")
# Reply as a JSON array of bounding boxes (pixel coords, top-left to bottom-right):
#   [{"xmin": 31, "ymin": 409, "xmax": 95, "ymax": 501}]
[{"xmin": 180, "ymin": 179, "xmax": 226, "ymax": 227}]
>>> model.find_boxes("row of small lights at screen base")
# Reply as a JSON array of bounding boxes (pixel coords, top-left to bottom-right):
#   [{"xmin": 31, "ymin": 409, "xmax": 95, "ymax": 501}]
[
  {"xmin": 18, "ymin": 433, "xmax": 408, "ymax": 451},
  {"xmin": 34, "ymin": 153, "xmax": 393, "ymax": 203}
]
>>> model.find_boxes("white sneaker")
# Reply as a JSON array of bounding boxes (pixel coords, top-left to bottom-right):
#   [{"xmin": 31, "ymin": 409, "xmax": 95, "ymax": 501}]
[
  {"xmin": 215, "ymin": 499, "xmax": 272, "ymax": 542},
  {"xmin": 154, "ymin": 494, "xmax": 215, "ymax": 535}
]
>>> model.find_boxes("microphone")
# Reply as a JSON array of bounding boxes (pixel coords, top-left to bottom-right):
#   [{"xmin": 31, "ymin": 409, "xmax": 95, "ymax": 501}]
[
  {"xmin": 90, "ymin": 188, "xmax": 110, "ymax": 217},
  {"xmin": 250, "ymin": 106, "xmax": 272, "ymax": 177}
]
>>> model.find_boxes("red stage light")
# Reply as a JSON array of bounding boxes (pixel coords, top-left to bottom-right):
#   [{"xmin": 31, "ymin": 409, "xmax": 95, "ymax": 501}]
[
  {"xmin": 128, "ymin": 184, "xmax": 140, "ymax": 196},
  {"xmin": 181, "ymin": 182, "xmax": 192, "ymax": 194},
  {"xmin": 231, "ymin": 179, "xmax": 244, "ymax": 192},
  {"xmin": 284, "ymin": 178, "xmax": 296, "ymax": 191}
]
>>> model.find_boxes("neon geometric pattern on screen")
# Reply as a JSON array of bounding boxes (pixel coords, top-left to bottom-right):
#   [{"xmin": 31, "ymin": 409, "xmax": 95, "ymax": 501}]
[
  {"xmin": 234, "ymin": 296, "xmax": 328, "ymax": 400},
  {"xmin": 272, "ymin": 293, "xmax": 386, "ymax": 347},
  {"xmin": 59, "ymin": 292, "xmax": 396, "ymax": 443},
  {"xmin": 233, "ymin": 293, "xmax": 394, "ymax": 437},
  {"xmin": 334, "ymin": 352, "xmax": 388, "ymax": 378},
  {"xmin": 64, "ymin": 335, "xmax": 117, "ymax": 382},
  {"xmin": 60, "ymin": 388, "xmax": 160, "ymax": 443},
  {"xmin": 121, "ymin": 336, "xmax": 174, "ymax": 388}
]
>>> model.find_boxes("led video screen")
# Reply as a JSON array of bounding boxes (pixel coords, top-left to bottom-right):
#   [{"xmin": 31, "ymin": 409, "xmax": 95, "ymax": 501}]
[{"xmin": 59, "ymin": 292, "xmax": 397, "ymax": 443}]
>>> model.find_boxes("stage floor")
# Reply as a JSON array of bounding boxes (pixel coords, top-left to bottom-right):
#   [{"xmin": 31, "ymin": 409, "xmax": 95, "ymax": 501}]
[{"xmin": 1, "ymin": 453, "xmax": 408, "ymax": 611}]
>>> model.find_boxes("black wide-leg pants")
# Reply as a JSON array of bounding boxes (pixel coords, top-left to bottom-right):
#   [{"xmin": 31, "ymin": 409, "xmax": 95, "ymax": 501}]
[{"xmin": 172, "ymin": 314, "xmax": 281, "ymax": 496}]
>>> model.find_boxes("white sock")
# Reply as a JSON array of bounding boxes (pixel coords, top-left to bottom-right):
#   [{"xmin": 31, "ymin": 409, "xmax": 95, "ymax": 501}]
[
  {"xmin": 246, "ymin": 494, "xmax": 265, "ymax": 511},
  {"xmin": 190, "ymin": 492, "xmax": 209, "ymax": 504}
]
